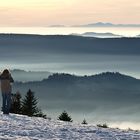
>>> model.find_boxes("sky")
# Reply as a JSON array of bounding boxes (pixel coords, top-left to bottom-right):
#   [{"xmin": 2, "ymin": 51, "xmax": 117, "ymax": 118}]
[{"xmin": 0, "ymin": 0, "xmax": 140, "ymax": 26}]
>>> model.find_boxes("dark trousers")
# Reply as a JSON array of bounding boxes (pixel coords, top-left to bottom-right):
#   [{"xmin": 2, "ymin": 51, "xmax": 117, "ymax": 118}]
[{"xmin": 2, "ymin": 93, "xmax": 11, "ymax": 114}]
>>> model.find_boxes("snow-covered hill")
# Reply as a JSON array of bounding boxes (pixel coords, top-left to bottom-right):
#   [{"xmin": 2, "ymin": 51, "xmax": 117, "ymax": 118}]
[{"xmin": 0, "ymin": 113, "xmax": 140, "ymax": 140}]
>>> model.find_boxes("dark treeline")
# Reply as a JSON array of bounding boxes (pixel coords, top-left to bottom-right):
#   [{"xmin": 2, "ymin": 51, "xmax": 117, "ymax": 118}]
[{"xmin": 0, "ymin": 34, "xmax": 140, "ymax": 56}]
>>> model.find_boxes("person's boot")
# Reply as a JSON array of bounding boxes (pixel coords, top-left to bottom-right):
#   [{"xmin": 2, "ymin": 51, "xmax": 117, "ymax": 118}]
[{"xmin": 3, "ymin": 107, "xmax": 9, "ymax": 115}]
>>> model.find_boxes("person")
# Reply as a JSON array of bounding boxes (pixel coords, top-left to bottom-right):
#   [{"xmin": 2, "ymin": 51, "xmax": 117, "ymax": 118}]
[{"xmin": 0, "ymin": 69, "xmax": 14, "ymax": 114}]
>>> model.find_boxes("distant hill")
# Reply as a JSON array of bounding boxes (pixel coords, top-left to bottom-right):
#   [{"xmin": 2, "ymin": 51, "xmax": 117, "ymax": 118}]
[
  {"xmin": 48, "ymin": 22, "xmax": 140, "ymax": 27},
  {"xmin": 12, "ymin": 72, "xmax": 140, "ymax": 111},
  {"xmin": 48, "ymin": 25, "xmax": 66, "ymax": 27},
  {"xmin": 11, "ymin": 69, "xmax": 52, "ymax": 82},
  {"xmin": 72, "ymin": 22, "xmax": 140, "ymax": 27},
  {"xmin": 44, "ymin": 72, "xmax": 137, "ymax": 83},
  {"xmin": 0, "ymin": 34, "xmax": 140, "ymax": 58},
  {"xmin": 71, "ymin": 32, "xmax": 122, "ymax": 38}
]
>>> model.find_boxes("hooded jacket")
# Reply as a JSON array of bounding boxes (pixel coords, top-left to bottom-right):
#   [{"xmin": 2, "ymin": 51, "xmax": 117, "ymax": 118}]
[{"xmin": 0, "ymin": 74, "xmax": 14, "ymax": 93}]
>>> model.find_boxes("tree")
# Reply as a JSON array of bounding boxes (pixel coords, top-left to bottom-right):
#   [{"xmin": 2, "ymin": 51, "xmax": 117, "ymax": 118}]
[
  {"xmin": 21, "ymin": 89, "xmax": 46, "ymax": 118},
  {"xmin": 97, "ymin": 123, "xmax": 108, "ymax": 128},
  {"xmin": 82, "ymin": 119, "xmax": 88, "ymax": 125},
  {"xmin": 58, "ymin": 111, "xmax": 73, "ymax": 122},
  {"xmin": 10, "ymin": 91, "xmax": 22, "ymax": 114}
]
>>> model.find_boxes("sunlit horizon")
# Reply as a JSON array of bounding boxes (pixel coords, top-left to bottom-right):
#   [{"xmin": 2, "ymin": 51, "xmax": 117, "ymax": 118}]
[{"xmin": 0, "ymin": 0, "xmax": 140, "ymax": 26}]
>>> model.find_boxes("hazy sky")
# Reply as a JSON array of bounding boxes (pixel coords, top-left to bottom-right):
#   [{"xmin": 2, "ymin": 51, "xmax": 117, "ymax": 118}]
[{"xmin": 0, "ymin": 0, "xmax": 140, "ymax": 26}]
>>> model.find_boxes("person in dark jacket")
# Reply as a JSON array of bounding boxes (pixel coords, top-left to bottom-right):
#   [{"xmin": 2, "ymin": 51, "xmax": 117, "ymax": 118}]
[{"xmin": 0, "ymin": 69, "xmax": 14, "ymax": 114}]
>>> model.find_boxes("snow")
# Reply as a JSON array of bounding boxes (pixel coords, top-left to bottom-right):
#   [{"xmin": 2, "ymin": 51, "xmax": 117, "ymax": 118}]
[{"xmin": 0, "ymin": 113, "xmax": 140, "ymax": 140}]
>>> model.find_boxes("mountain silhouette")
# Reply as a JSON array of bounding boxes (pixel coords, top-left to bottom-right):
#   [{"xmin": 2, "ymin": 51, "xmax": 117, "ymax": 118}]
[
  {"xmin": 12, "ymin": 72, "xmax": 140, "ymax": 104},
  {"xmin": 72, "ymin": 22, "xmax": 140, "ymax": 27},
  {"xmin": 71, "ymin": 32, "xmax": 122, "ymax": 38}
]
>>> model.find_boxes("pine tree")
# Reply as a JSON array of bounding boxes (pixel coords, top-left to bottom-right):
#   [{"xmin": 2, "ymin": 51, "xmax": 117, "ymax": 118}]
[
  {"xmin": 10, "ymin": 91, "xmax": 22, "ymax": 114},
  {"xmin": 97, "ymin": 123, "xmax": 108, "ymax": 128},
  {"xmin": 58, "ymin": 111, "xmax": 73, "ymax": 122},
  {"xmin": 21, "ymin": 89, "xmax": 45, "ymax": 117},
  {"xmin": 82, "ymin": 119, "xmax": 88, "ymax": 125}
]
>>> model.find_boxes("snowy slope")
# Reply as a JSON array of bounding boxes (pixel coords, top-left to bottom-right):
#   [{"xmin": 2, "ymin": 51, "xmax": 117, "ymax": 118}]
[{"xmin": 0, "ymin": 113, "xmax": 140, "ymax": 140}]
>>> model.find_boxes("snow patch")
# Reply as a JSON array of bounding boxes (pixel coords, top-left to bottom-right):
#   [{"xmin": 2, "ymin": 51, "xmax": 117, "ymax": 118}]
[{"xmin": 0, "ymin": 112, "xmax": 140, "ymax": 139}]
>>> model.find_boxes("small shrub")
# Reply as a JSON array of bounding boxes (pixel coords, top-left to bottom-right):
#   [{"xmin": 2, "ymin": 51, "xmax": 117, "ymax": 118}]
[
  {"xmin": 58, "ymin": 111, "xmax": 73, "ymax": 122},
  {"xmin": 97, "ymin": 123, "xmax": 108, "ymax": 128},
  {"xmin": 82, "ymin": 119, "xmax": 88, "ymax": 125},
  {"xmin": 128, "ymin": 128, "xmax": 133, "ymax": 131}
]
